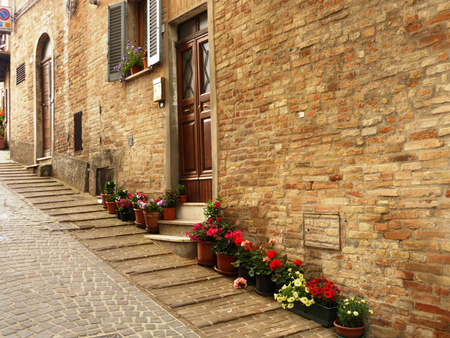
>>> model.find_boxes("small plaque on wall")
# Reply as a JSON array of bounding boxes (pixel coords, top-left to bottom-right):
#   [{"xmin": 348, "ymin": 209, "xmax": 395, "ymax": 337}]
[{"xmin": 303, "ymin": 213, "xmax": 341, "ymax": 250}]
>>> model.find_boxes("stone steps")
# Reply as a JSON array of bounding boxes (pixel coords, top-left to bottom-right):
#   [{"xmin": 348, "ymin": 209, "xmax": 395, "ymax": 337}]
[
  {"xmin": 158, "ymin": 219, "xmax": 202, "ymax": 236},
  {"xmin": 145, "ymin": 234, "xmax": 197, "ymax": 258}
]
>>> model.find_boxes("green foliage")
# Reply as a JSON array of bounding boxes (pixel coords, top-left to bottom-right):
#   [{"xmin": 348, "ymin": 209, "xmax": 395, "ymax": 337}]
[
  {"xmin": 337, "ymin": 296, "xmax": 372, "ymax": 328},
  {"xmin": 274, "ymin": 272, "xmax": 313, "ymax": 309},
  {"xmin": 204, "ymin": 197, "xmax": 220, "ymax": 220},
  {"xmin": 103, "ymin": 180, "xmax": 116, "ymax": 195},
  {"xmin": 162, "ymin": 189, "xmax": 178, "ymax": 208}
]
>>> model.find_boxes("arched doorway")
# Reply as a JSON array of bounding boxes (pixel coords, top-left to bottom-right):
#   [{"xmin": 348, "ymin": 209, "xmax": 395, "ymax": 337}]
[{"xmin": 35, "ymin": 34, "xmax": 53, "ymax": 159}]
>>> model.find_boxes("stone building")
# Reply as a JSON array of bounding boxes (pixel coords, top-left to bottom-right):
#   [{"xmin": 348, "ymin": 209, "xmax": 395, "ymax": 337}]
[{"xmin": 8, "ymin": 0, "xmax": 450, "ymax": 337}]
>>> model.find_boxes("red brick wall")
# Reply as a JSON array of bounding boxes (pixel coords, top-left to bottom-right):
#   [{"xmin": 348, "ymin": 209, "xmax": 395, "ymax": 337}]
[{"xmin": 214, "ymin": 0, "xmax": 450, "ymax": 336}]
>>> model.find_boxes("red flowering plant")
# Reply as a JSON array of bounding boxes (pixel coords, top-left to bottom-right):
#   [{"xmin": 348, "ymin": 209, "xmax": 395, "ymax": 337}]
[
  {"xmin": 204, "ymin": 197, "xmax": 220, "ymax": 221},
  {"xmin": 248, "ymin": 239, "xmax": 280, "ymax": 277},
  {"xmin": 186, "ymin": 217, "xmax": 224, "ymax": 243},
  {"xmin": 271, "ymin": 259, "xmax": 304, "ymax": 285},
  {"xmin": 144, "ymin": 197, "xmax": 164, "ymax": 213},
  {"xmin": 211, "ymin": 223, "xmax": 244, "ymax": 256},
  {"xmin": 306, "ymin": 277, "xmax": 341, "ymax": 308},
  {"xmin": 131, "ymin": 192, "xmax": 147, "ymax": 209},
  {"xmin": 118, "ymin": 198, "xmax": 133, "ymax": 212},
  {"xmin": 232, "ymin": 239, "xmax": 258, "ymax": 270}
]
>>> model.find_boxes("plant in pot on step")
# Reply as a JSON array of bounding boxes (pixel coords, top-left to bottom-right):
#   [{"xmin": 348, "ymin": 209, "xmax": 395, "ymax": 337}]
[
  {"xmin": 177, "ymin": 184, "xmax": 187, "ymax": 204},
  {"xmin": 106, "ymin": 193, "xmax": 117, "ymax": 214},
  {"xmin": 143, "ymin": 197, "xmax": 164, "ymax": 233},
  {"xmin": 204, "ymin": 197, "xmax": 220, "ymax": 220},
  {"xmin": 210, "ymin": 223, "xmax": 243, "ymax": 275},
  {"xmin": 334, "ymin": 296, "xmax": 372, "ymax": 338},
  {"xmin": 102, "ymin": 179, "xmax": 116, "ymax": 209},
  {"xmin": 131, "ymin": 192, "xmax": 147, "ymax": 228},
  {"xmin": 249, "ymin": 239, "xmax": 280, "ymax": 296},
  {"xmin": 186, "ymin": 217, "xmax": 224, "ymax": 267},
  {"xmin": 232, "ymin": 239, "xmax": 258, "ymax": 285},
  {"xmin": 271, "ymin": 259, "xmax": 304, "ymax": 290},
  {"xmin": 162, "ymin": 188, "xmax": 178, "ymax": 220},
  {"xmin": 115, "ymin": 188, "xmax": 128, "ymax": 209},
  {"xmin": 114, "ymin": 40, "xmax": 144, "ymax": 82},
  {"xmin": 118, "ymin": 198, "xmax": 133, "ymax": 222},
  {"xmin": 0, "ymin": 110, "xmax": 5, "ymax": 150}
]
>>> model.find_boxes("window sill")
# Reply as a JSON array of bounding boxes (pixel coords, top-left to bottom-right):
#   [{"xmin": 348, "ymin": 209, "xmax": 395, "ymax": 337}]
[{"xmin": 125, "ymin": 67, "xmax": 153, "ymax": 82}]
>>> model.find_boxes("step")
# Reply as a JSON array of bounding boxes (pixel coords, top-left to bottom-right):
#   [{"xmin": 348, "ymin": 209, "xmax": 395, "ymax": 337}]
[
  {"xmin": 158, "ymin": 219, "xmax": 203, "ymax": 237},
  {"xmin": 176, "ymin": 203, "xmax": 207, "ymax": 220},
  {"xmin": 145, "ymin": 234, "xmax": 197, "ymax": 258}
]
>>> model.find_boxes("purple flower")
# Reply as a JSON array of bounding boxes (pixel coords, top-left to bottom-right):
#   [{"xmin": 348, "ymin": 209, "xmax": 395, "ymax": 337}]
[{"xmin": 157, "ymin": 200, "xmax": 164, "ymax": 207}]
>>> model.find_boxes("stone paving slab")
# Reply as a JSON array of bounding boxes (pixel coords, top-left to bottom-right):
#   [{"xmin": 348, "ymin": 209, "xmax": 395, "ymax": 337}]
[
  {"xmin": 0, "ymin": 177, "xmax": 52, "ymax": 182},
  {"xmin": 176, "ymin": 293, "xmax": 282, "ymax": 328},
  {"xmin": 52, "ymin": 210, "xmax": 117, "ymax": 223},
  {"xmin": 26, "ymin": 194, "xmax": 93, "ymax": 204},
  {"xmin": 6, "ymin": 181, "xmax": 63, "ymax": 187},
  {"xmin": 73, "ymin": 225, "xmax": 147, "ymax": 240},
  {"xmin": 14, "ymin": 186, "xmax": 73, "ymax": 193},
  {"xmin": 21, "ymin": 191, "xmax": 77, "ymax": 198},
  {"xmin": 113, "ymin": 254, "xmax": 197, "ymax": 275},
  {"xmin": 133, "ymin": 265, "xmax": 222, "ymax": 290},
  {"xmin": 39, "ymin": 200, "xmax": 101, "ymax": 210},
  {"xmin": 83, "ymin": 234, "xmax": 155, "ymax": 251},
  {"xmin": 98, "ymin": 244, "xmax": 172, "ymax": 262},
  {"xmin": 201, "ymin": 310, "xmax": 328, "ymax": 337},
  {"xmin": 75, "ymin": 218, "xmax": 135, "ymax": 229},
  {"xmin": 46, "ymin": 205, "xmax": 106, "ymax": 216},
  {"xmin": 152, "ymin": 277, "xmax": 252, "ymax": 308}
]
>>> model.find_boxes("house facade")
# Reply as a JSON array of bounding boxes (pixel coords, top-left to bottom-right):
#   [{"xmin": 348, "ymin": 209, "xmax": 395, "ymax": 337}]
[{"xmin": 8, "ymin": 0, "xmax": 450, "ymax": 336}]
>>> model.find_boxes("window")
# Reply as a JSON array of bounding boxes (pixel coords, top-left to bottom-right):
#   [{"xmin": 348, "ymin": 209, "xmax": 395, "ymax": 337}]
[
  {"xmin": 178, "ymin": 12, "xmax": 208, "ymax": 41},
  {"xmin": 16, "ymin": 63, "xmax": 25, "ymax": 85},
  {"xmin": 74, "ymin": 111, "xmax": 82, "ymax": 152},
  {"xmin": 107, "ymin": 0, "xmax": 160, "ymax": 81}
]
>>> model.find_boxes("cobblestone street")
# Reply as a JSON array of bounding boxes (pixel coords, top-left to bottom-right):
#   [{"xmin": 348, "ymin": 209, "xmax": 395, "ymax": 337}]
[{"xmin": 0, "ymin": 158, "xmax": 201, "ymax": 337}]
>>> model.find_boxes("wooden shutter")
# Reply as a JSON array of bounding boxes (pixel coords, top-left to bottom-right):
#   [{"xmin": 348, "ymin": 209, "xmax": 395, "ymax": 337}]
[
  {"xmin": 108, "ymin": 2, "xmax": 126, "ymax": 81},
  {"xmin": 147, "ymin": 0, "xmax": 161, "ymax": 66},
  {"xmin": 74, "ymin": 111, "xmax": 82, "ymax": 152},
  {"xmin": 16, "ymin": 63, "xmax": 25, "ymax": 85}
]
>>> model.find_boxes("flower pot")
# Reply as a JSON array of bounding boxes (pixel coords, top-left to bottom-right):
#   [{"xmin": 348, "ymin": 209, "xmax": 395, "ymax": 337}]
[
  {"xmin": 130, "ymin": 65, "xmax": 143, "ymax": 75},
  {"xmin": 134, "ymin": 209, "xmax": 146, "ymax": 228},
  {"xmin": 121, "ymin": 212, "xmax": 131, "ymax": 222},
  {"xmin": 196, "ymin": 241, "xmax": 216, "ymax": 266},
  {"xmin": 143, "ymin": 57, "xmax": 148, "ymax": 69},
  {"xmin": 115, "ymin": 201, "xmax": 120, "ymax": 209},
  {"xmin": 163, "ymin": 207, "xmax": 176, "ymax": 220},
  {"xmin": 101, "ymin": 193, "xmax": 107, "ymax": 209},
  {"xmin": 128, "ymin": 207, "xmax": 136, "ymax": 222},
  {"xmin": 238, "ymin": 266, "xmax": 256, "ymax": 286},
  {"xmin": 255, "ymin": 273, "xmax": 276, "ymax": 296},
  {"xmin": 178, "ymin": 195, "xmax": 188, "ymax": 204},
  {"xmin": 106, "ymin": 201, "xmax": 116, "ymax": 214},
  {"xmin": 143, "ymin": 210, "xmax": 162, "ymax": 233},
  {"xmin": 289, "ymin": 302, "xmax": 338, "ymax": 328},
  {"xmin": 215, "ymin": 253, "xmax": 238, "ymax": 275},
  {"xmin": 334, "ymin": 320, "xmax": 365, "ymax": 338},
  {"xmin": 0, "ymin": 136, "xmax": 4, "ymax": 149},
  {"xmin": 116, "ymin": 209, "xmax": 121, "ymax": 219}
]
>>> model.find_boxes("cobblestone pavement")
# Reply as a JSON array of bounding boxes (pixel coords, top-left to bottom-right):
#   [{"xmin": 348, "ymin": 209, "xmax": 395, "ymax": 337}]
[
  {"xmin": 0, "ymin": 167, "xmax": 202, "ymax": 336},
  {"xmin": 0, "ymin": 155, "xmax": 336, "ymax": 338}
]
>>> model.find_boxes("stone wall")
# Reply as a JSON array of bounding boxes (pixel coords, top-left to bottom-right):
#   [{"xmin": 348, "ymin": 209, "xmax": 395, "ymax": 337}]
[{"xmin": 214, "ymin": 0, "xmax": 450, "ymax": 337}]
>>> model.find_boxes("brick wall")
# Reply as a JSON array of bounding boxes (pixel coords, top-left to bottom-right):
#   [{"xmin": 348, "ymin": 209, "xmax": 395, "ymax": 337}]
[{"xmin": 214, "ymin": 0, "xmax": 450, "ymax": 336}]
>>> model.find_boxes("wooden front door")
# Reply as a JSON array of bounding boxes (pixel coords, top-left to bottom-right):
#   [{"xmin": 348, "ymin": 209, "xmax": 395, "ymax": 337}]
[
  {"xmin": 41, "ymin": 59, "xmax": 51, "ymax": 157},
  {"xmin": 177, "ymin": 34, "xmax": 212, "ymax": 202}
]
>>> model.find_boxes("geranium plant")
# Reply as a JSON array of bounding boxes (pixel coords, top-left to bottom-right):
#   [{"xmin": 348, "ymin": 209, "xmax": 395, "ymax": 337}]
[
  {"xmin": 114, "ymin": 41, "xmax": 145, "ymax": 82},
  {"xmin": 271, "ymin": 259, "xmax": 304, "ymax": 285},
  {"xmin": 337, "ymin": 296, "xmax": 372, "ymax": 328},
  {"xmin": 306, "ymin": 277, "xmax": 340, "ymax": 307},
  {"xmin": 118, "ymin": 198, "xmax": 133, "ymax": 212},
  {"xmin": 131, "ymin": 192, "xmax": 147, "ymax": 209},
  {"xmin": 204, "ymin": 197, "xmax": 220, "ymax": 220},
  {"xmin": 211, "ymin": 224, "xmax": 243, "ymax": 256},
  {"xmin": 232, "ymin": 239, "xmax": 258, "ymax": 270},
  {"xmin": 186, "ymin": 217, "xmax": 223, "ymax": 243},
  {"xmin": 0, "ymin": 110, "xmax": 5, "ymax": 137},
  {"xmin": 162, "ymin": 188, "xmax": 178, "ymax": 208},
  {"xmin": 115, "ymin": 188, "xmax": 128, "ymax": 201},
  {"xmin": 249, "ymin": 239, "xmax": 280, "ymax": 276},
  {"xmin": 145, "ymin": 198, "xmax": 164, "ymax": 213},
  {"xmin": 274, "ymin": 271, "xmax": 314, "ymax": 309}
]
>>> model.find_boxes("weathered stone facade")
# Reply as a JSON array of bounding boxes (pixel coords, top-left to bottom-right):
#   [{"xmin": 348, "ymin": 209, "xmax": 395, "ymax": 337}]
[{"xmin": 8, "ymin": 0, "xmax": 450, "ymax": 337}]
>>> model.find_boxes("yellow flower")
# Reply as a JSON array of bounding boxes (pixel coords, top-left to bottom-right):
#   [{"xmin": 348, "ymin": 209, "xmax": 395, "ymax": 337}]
[
  {"xmin": 287, "ymin": 303, "xmax": 294, "ymax": 309},
  {"xmin": 293, "ymin": 292, "xmax": 299, "ymax": 298},
  {"xmin": 369, "ymin": 310, "xmax": 373, "ymax": 314},
  {"xmin": 305, "ymin": 287, "xmax": 309, "ymax": 293},
  {"xmin": 353, "ymin": 311, "xmax": 359, "ymax": 316},
  {"xmin": 288, "ymin": 268, "xmax": 292, "ymax": 272},
  {"xmin": 347, "ymin": 310, "xmax": 351, "ymax": 314},
  {"xmin": 294, "ymin": 279, "xmax": 302, "ymax": 287},
  {"xmin": 282, "ymin": 303, "xmax": 286, "ymax": 309},
  {"xmin": 288, "ymin": 297, "xmax": 295, "ymax": 303},
  {"xmin": 361, "ymin": 300, "xmax": 365, "ymax": 303}
]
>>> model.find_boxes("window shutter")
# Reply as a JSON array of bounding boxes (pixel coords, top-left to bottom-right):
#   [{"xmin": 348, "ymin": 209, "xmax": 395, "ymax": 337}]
[
  {"xmin": 147, "ymin": 0, "xmax": 161, "ymax": 66},
  {"xmin": 74, "ymin": 111, "xmax": 83, "ymax": 152},
  {"xmin": 16, "ymin": 63, "xmax": 25, "ymax": 85},
  {"xmin": 108, "ymin": 2, "xmax": 126, "ymax": 81}
]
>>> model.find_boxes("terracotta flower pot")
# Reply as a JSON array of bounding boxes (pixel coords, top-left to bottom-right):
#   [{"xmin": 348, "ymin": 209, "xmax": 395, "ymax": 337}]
[
  {"xmin": 134, "ymin": 209, "xmax": 146, "ymax": 228},
  {"xmin": 0, "ymin": 136, "xmax": 4, "ymax": 149},
  {"xmin": 163, "ymin": 207, "xmax": 176, "ymax": 220},
  {"xmin": 143, "ymin": 210, "xmax": 162, "ymax": 233},
  {"xmin": 101, "ymin": 193, "xmax": 107, "ymax": 208},
  {"xmin": 130, "ymin": 65, "xmax": 143, "ymax": 75},
  {"xmin": 196, "ymin": 241, "xmax": 216, "ymax": 266},
  {"xmin": 215, "ymin": 253, "xmax": 238, "ymax": 275},
  {"xmin": 333, "ymin": 321, "xmax": 365, "ymax": 338},
  {"xmin": 106, "ymin": 201, "xmax": 116, "ymax": 214},
  {"xmin": 143, "ymin": 57, "xmax": 148, "ymax": 69},
  {"xmin": 178, "ymin": 195, "xmax": 188, "ymax": 204}
]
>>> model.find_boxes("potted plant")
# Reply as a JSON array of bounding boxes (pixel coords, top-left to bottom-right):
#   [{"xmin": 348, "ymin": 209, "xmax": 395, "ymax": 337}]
[
  {"xmin": 102, "ymin": 179, "xmax": 115, "ymax": 209},
  {"xmin": 162, "ymin": 188, "xmax": 178, "ymax": 220},
  {"xmin": 186, "ymin": 217, "xmax": 224, "ymax": 266},
  {"xmin": 204, "ymin": 198, "xmax": 220, "ymax": 220},
  {"xmin": 271, "ymin": 259, "xmax": 304, "ymax": 288},
  {"xmin": 334, "ymin": 296, "xmax": 372, "ymax": 337},
  {"xmin": 114, "ymin": 41, "xmax": 144, "ymax": 81},
  {"xmin": 249, "ymin": 239, "xmax": 280, "ymax": 296},
  {"xmin": 118, "ymin": 198, "xmax": 133, "ymax": 222},
  {"xmin": 274, "ymin": 272, "xmax": 314, "ymax": 309},
  {"xmin": 143, "ymin": 198, "xmax": 164, "ymax": 233},
  {"xmin": 115, "ymin": 188, "xmax": 128, "ymax": 209},
  {"xmin": 177, "ymin": 184, "xmax": 187, "ymax": 204},
  {"xmin": 232, "ymin": 239, "xmax": 258, "ymax": 285},
  {"xmin": 142, "ymin": 47, "xmax": 148, "ymax": 69},
  {"xmin": 106, "ymin": 193, "xmax": 117, "ymax": 214},
  {"xmin": 211, "ymin": 223, "xmax": 243, "ymax": 275},
  {"xmin": 131, "ymin": 192, "xmax": 147, "ymax": 227},
  {"xmin": 0, "ymin": 109, "xmax": 5, "ymax": 150}
]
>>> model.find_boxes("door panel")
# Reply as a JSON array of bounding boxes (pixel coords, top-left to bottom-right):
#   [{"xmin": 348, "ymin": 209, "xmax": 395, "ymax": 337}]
[
  {"xmin": 41, "ymin": 60, "xmax": 51, "ymax": 157},
  {"xmin": 177, "ymin": 33, "xmax": 212, "ymax": 202}
]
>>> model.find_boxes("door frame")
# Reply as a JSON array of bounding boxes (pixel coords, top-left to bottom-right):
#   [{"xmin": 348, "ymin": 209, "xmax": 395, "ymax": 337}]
[
  {"xmin": 34, "ymin": 33, "xmax": 55, "ymax": 162},
  {"xmin": 164, "ymin": 1, "xmax": 218, "ymax": 199}
]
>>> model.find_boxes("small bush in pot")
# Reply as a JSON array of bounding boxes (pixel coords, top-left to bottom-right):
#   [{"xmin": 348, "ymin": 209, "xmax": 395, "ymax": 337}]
[{"xmin": 336, "ymin": 296, "xmax": 372, "ymax": 328}]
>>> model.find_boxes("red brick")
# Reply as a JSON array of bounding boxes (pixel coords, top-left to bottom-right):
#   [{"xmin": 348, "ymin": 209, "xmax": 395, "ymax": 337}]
[
  {"xmin": 427, "ymin": 11, "xmax": 450, "ymax": 25},
  {"xmin": 409, "ymin": 130, "xmax": 438, "ymax": 140},
  {"xmin": 415, "ymin": 303, "xmax": 450, "ymax": 318},
  {"xmin": 395, "ymin": 269, "xmax": 414, "ymax": 280},
  {"xmin": 405, "ymin": 262, "xmax": 443, "ymax": 275},
  {"xmin": 411, "ymin": 292, "xmax": 441, "ymax": 305},
  {"xmin": 418, "ymin": 33, "xmax": 447, "ymax": 48},
  {"xmin": 435, "ymin": 332, "xmax": 450, "ymax": 338},
  {"xmin": 403, "ymin": 281, "xmax": 432, "ymax": 293},
  {"xmin": 385, "ymin": 232, "xmax": 411, "ymax": 240},
  {"xmin": 410, "ymin": 317, "xmax": 448, "ymax": 331}
]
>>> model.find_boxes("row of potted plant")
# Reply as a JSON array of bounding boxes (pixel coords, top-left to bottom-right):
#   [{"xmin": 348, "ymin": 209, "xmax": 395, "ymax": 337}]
[
  {"xmin": 185, "ymin": 199, "xmax": 372, "ymax": 337},
  {"xmin": 100, "ymin": 180, "xmax": 187, "ymax": 232},
  {"xmin": 114, "ymin": 40, "xmax": 150, "ymax": 82}
]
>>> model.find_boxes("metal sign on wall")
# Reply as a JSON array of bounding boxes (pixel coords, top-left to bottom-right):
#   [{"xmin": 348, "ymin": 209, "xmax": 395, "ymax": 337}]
[{"xmin": 0, "ymin": 7, "xmax": 11, "ymax": 34}]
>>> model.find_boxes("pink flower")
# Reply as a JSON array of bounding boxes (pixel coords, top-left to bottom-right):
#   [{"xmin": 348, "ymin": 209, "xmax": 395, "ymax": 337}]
[
  {"xmin": 233, "ymin": 277, "xmax": 247, "ymax": 289},
  {"xmin": 263, "ymin": 256, "xmax": 271, "ymax": 262},
  {"xmin": 269, "ymin": 238, "xmax": 277, "ymax": 244}
]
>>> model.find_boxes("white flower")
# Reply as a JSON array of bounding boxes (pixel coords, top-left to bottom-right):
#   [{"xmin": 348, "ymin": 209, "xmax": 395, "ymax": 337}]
[
  {"xmin": 369, "ymin": 310, "xmax": 373, "ymax": 314},
  {"xmin": 294, "ymin": 279, "xmax": 302, "ymax": 287},
  {"xmin": 353, "ymin": 311, "xmax": 359, "ymax": 316},
  {"xmin": 288, "ymin": 297, "xmax": 295, "ymax": 303},
  {"xmin": 287, "ymin": 303, "xmax": 294, "ymax": 309},
  {"xmin": 347, "ymin": 310, "xmax": 351, "ymax": 314},
  {"xmin": 293, "ymin": 292, "xmax": 299, "ymax": 298}
]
